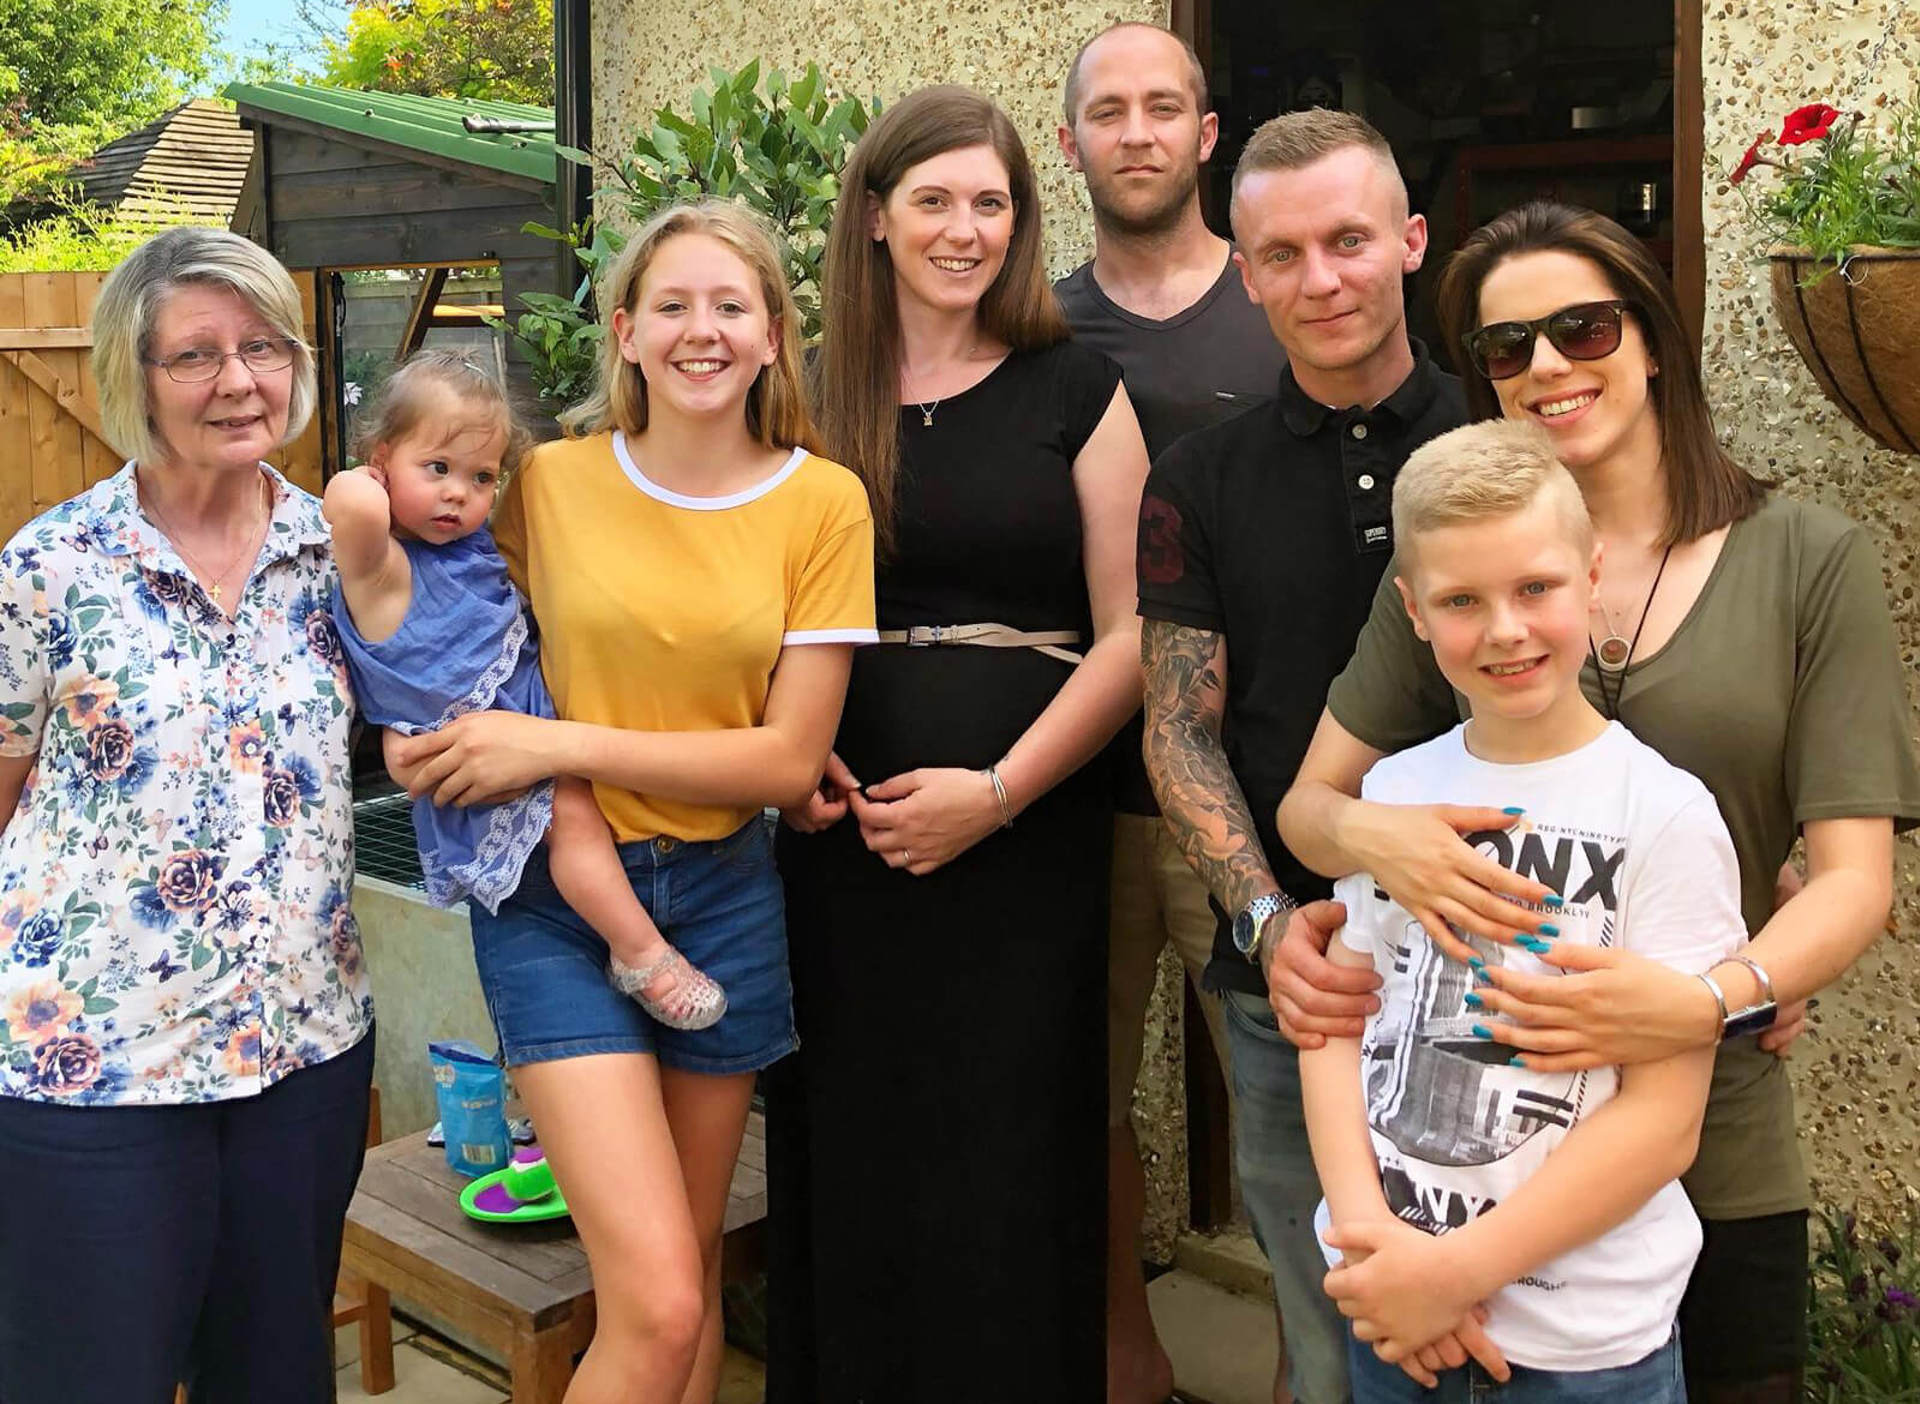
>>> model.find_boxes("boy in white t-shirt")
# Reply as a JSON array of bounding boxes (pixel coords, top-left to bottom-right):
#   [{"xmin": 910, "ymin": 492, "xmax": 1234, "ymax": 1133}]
[{"xmin": 1299, "ymin": 421, "xmax": 1747, "ymax": 1401}]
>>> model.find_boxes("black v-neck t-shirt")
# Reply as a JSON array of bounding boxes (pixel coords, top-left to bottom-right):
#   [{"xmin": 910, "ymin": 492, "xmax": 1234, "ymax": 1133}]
[{"xmin": 1058, "ymin": 253, "xmax": 1290, "ymax": 815}]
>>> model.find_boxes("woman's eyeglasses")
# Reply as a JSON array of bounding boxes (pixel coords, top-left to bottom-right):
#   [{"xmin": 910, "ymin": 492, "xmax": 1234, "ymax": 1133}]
[
  {"xmin": 146, "ymin": 337, "xmax": 300, "ymax": 384},
  {"xmin": 1461, "ymin": 300, "xmax": 1635, "ymax": 381}
]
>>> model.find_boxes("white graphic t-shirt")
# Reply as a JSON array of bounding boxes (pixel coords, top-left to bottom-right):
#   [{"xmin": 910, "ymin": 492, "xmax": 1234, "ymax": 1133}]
[{"xmin": 1328, "ymin": 721, "xmax": 1747, "ymax": 1371}]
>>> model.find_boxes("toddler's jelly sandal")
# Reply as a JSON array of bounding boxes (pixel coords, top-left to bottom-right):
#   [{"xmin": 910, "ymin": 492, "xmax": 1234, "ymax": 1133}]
[{"xmin": 609, "ymin": 947, "xmax": 728, "ymax": 1030}]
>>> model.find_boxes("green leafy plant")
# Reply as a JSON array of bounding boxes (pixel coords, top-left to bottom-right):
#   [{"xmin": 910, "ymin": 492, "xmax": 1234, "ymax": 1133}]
[
  {"xmin": 1805, "ymin": 1205, "xmax": 1920, "ymax": 1402},
  {"xmin": 0, "ymin": 187, "xmax": 210, "ymax": 273},
  {"xmin": 499, "ymin": 61, "xmax": 878, "ymax": 409},
  {"xmin": 1727, "ymin": 98, "xmax": 1920, "ymax": 277}
]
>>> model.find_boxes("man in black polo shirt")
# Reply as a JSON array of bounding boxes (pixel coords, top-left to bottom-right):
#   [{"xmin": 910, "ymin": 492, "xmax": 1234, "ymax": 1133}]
[
  {"xmin": 1054, "ymin": 23, "xmax": 1289, "ymax": 1404},
  {"xmin": 1138, "ymin": 109, "xmax": 1467, "ymax": 1404}
]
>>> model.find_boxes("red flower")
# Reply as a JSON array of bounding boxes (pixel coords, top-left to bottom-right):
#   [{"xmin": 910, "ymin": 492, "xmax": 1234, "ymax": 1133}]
[
  {"xmin": 1779, "ymin": 103, "xmax": 1841, "ymax": 145},
  {"xmin": 1730, "ymin": 135, "xmax": 1768, "ymax": 185}
]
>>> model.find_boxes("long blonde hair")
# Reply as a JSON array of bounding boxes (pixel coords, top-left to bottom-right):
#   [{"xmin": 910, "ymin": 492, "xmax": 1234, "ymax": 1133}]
[
  {"xmin": 561, "ymin": 200, "xmax": 819, "ymax": 452},
  {"xmin": 812, "ymin": 87, "xmax": 1069, "ymax": 554}
]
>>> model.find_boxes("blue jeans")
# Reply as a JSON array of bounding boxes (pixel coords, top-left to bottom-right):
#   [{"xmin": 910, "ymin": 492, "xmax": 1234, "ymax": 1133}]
[
  {"xmin": 1226, "ymin": 987, "xmax": 1352, "ymax": 1404},
  {"xmin": 1348, "ymin": 1328, "xmax": 1686, "ymax": 1402}
]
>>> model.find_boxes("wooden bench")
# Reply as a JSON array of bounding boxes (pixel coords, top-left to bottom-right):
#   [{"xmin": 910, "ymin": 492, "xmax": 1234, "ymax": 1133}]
[{"xmin": 340, "ymin": 1110, "xmax": 768, "ymax": 1403}]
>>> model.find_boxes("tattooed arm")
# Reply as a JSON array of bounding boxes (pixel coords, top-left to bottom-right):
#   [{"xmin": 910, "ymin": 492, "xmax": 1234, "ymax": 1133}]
[{"xmin": 1141, "ymin": 619, "xmax": 1281, "ymax": 918}]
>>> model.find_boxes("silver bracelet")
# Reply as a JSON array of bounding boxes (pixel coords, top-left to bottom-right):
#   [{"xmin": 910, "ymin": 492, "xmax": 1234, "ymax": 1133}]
[
  {"xmin": 1722, "ymin": 955, "xmax": 1775, "ymax": 1005},
  {"xmin": 1694, "ymin": 969, "xmax": 1730, "ymax": 1035},
  {"xmin": 984, "ymin": 764, "xmax": 1014, "ymax": 829}
]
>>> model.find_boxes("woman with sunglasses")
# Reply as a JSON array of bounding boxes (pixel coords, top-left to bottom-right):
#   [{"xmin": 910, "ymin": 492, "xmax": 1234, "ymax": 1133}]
[{"xmin": 1268, "ymin": 200, "xmax": 1919, "ymax": 1403}]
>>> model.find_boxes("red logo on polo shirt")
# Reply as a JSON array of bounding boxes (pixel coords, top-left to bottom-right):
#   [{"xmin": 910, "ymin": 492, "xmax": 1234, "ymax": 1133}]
[{"xmin": 1140, "ymin": 495, "xmax": 1185, "ymax": 585}]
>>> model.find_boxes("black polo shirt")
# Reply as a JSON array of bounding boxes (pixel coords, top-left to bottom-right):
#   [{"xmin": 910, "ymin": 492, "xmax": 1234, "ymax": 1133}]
[{"xmin": 1136, "ymin": 339, "xmax": 1468, "ymax": 996}]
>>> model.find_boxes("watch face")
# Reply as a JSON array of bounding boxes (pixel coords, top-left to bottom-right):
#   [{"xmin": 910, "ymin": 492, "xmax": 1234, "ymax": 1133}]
[
  {"xmin": 1232, "ymin": 907, "xmax": 1259, "ymax": 956},
  {"xmin": 1724, "ymin": 1002, "xmax": 1779, "ymax": 1040}
]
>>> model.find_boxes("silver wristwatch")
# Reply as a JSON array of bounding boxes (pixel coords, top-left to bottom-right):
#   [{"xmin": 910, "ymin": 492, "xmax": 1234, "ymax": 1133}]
[{"xmin": 1232, "ymin": 891, "xmax": 1296, "ymax": 963}]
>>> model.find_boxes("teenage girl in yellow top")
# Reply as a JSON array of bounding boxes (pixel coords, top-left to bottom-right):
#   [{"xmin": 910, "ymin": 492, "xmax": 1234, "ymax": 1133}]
[{"xmin": 390, "ymin": 201, "xmax": 876, "ymax": 1404}]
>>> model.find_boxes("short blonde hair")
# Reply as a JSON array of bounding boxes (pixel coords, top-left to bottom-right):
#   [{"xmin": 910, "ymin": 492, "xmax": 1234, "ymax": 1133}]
[
  {"xmin": 349, "ymin": 348, "xmax": 532, "ymax": 480},
  {"xmin": 91, "ymin": 227, "xmax": 316, "ymax": 466},
  {"xmin": 561, "ymin": 199, "xmax": 818, "ymax": 452},
  {"xmin": 1230, "ymin": 108, "xmax": 1406, "ymax": 218},
  {"xmin": 1392, "ymin": 421, "xmax": 1591, "ymax": 562}
]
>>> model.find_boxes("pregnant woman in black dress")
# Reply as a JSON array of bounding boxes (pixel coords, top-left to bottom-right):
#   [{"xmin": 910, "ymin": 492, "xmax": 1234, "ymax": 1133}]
[{"xmin": 766, "ymin": 86, "xmax": 1151, "ymax": 1401}]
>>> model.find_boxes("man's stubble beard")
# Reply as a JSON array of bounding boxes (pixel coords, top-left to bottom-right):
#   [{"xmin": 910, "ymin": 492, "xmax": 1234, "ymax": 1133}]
[{"xmin": 1086, "ymin": 151, "xmax": 1202, "ymax": 239}]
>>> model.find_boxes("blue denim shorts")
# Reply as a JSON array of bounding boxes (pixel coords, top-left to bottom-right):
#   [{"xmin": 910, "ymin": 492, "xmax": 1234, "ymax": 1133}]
[
  {"xmin": 469, "ymin": 814, "xmax": 796, "ymax": 1075},
  {"xmin": 1348, "ymin": 1326, "xmax": 1685, "ymax": 1402}
]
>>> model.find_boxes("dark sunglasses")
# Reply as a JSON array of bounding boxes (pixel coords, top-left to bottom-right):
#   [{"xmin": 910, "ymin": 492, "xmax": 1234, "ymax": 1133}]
[{"xmin": 1461, "ymin": 299, "xmax": 1636, "ymax": 381}]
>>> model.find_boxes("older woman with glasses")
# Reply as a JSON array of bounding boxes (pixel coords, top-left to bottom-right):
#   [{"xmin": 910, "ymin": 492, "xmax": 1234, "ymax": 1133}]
[{"xmin": 0, "ymin": 226, "xmax": 372, "ymax": 1404}]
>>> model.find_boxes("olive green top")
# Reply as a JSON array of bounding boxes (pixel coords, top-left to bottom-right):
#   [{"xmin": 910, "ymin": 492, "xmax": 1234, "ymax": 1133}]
[{"xmin": 1327, "ymin": 493, "xmax": 1920, "ymax": 1219}]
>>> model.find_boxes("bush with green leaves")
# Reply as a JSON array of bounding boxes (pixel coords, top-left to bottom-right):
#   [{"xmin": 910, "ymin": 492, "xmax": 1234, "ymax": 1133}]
[{"xmin": 501, "ymin": 61, "xmax": 878, "ymax": 410}]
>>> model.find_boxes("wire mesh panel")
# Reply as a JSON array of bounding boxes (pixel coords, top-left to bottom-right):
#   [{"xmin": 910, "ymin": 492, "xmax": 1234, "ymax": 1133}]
[{"xmin": 353, "ymin": 788, "xmax": 427, "ymax": 891}]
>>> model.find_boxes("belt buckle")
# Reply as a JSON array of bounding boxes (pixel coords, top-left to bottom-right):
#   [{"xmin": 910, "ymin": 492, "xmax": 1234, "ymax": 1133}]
[{"xmin": 908, "ymin": 625, "xmax": 945, "ymax": 647}]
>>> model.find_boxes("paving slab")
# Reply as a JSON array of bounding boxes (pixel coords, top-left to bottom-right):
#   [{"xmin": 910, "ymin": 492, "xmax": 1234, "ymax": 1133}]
[
  {"xmin": 1150, "ymin": 1268, "xmax": 1282, "ymax": 1404},
  {"xmin": 335, "ymin": 1340, "xmax": 505, "ymax": 1404}
]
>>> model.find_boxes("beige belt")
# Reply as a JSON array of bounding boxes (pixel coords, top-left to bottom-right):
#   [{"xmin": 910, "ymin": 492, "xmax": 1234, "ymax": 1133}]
[{"xmin": 875, "ymin": 622, "xmax": 1083, "ymax": 666}]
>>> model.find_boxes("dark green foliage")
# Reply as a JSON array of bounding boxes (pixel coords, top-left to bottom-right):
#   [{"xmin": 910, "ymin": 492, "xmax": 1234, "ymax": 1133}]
[{"xmin": 1806, "ymin": 1204, "xmax": 1920, "ymax": 1402}]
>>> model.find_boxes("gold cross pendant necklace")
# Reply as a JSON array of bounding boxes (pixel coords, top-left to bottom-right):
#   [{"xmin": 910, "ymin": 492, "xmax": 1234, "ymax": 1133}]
[{"xmin": 139, "ymin": 474, "xmax": 270, "ymax": 606}]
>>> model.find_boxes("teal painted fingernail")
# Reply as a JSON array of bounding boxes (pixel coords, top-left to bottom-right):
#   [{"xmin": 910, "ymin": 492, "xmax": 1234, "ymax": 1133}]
[
  {"xmin": 1509, "ymin": 1055, "xmax": 1527, "ymax": 1068},
  {"xmin": 1537, "ymin": 923, "xmax": 1560, "ymax": 938},
  {"xmin": 1471, "ymin": 1023, "xmax": 1494, "ymax": 1039},
  {"xmin": 1464, "ymin": 992, "xmax": 1484, "ymax": 1009},
  {"xmin": 1501, "ymin": 806, "xmax": 1525, "ymax": 815},
  {"xmin": 1474, "ymin": 966, "xmax": 1494, "ymax": 985},
  {"xmin": 1468, "ymin": 955, "xmax": 1486, "ymax": 971},
  {"xmin": 1542, "ymin": 894, "xmax": 1564, "ymax": 909}
]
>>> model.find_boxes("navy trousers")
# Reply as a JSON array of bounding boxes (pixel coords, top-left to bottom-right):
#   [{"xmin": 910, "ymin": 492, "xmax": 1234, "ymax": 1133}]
[{"xmin": 0, "ymin": 1030, "xmax": 374, "ymax": 1404}]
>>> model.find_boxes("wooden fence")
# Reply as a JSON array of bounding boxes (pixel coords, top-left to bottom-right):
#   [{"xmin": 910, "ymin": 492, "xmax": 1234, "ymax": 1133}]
[{"xmin": 0, "ymin": 270, "xmax": 322, "ymax": 545}]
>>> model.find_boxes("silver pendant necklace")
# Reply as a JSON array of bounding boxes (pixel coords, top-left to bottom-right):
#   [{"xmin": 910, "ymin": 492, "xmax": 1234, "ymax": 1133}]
[{"xmin": 907, "ymin": 342, "xmax": 977, "ymax": 429}]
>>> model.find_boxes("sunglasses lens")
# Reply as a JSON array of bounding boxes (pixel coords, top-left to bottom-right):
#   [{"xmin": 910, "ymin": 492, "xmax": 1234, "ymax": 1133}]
[
  {"xmin": 1469, "ymin": 324, "xmax": 1534, "ymax": 380},
  {"xmin": 1548, "ymin": 304, "xmax": 1624, "ymax": 360}
]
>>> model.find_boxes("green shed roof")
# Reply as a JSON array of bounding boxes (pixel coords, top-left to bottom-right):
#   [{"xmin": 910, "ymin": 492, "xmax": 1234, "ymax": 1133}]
[{"xmin": 223, "ymin": 82, "xmax": 556, "ymax": 185}]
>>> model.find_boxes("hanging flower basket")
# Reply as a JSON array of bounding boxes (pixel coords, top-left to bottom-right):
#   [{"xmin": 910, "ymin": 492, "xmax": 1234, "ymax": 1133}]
[{"xmin": 1768, "ymin": 248, "xmax": 1920, "ymax": 454}]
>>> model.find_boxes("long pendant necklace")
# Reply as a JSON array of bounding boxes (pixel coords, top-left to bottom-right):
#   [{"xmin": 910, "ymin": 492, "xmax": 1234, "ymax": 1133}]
[
  {"xmin": 140, "ymin": 473, "xmax": 270, "ymax": 606},
  {"xmin": 1589, "ymin": 542, "xmax": 1673, "ymax": 719}
]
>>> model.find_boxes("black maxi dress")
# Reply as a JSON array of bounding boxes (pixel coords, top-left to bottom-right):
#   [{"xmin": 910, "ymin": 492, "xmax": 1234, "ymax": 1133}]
[{"xmin": 766, "ymin": 340, "xmax": 1123, "ymax": 1402}]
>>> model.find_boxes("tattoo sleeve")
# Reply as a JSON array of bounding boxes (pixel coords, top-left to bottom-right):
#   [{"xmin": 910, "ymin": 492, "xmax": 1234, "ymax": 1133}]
[{"xmin": 1141, "ymin": 618, "xmax": 1279, "ymax": 918}]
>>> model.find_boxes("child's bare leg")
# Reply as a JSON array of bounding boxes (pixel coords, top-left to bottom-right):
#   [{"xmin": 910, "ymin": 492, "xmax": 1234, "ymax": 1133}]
[{"xmin": 546, "ymin": 777, "xmax": 725, "ymax": 1029}]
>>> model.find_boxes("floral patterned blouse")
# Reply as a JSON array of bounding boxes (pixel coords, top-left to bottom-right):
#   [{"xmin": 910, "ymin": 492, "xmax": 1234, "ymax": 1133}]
[{"xmin": 0, "ymin": 463, "xmax": 372, "ymax": 1105}]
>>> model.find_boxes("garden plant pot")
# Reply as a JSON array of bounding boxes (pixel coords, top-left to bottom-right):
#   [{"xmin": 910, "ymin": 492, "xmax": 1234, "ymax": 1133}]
[{"xmin": 1769, "ymin": 247, "xmax": 1920, "ymax": 454}]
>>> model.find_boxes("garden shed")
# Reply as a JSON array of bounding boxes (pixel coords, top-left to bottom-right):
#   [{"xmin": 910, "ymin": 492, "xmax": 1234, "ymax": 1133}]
[{"xmin": 224, "ymin": 81, "xmax": 575, "ymax": 474}]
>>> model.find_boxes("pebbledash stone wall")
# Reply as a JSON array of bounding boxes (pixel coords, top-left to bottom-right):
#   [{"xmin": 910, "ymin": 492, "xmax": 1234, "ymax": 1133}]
[
  {"xmin": 591, "ymin": 0, "xmax": 1154, "ymax": 270},
  {"xmin": 592, "ymin": 0, "xmax": 1920, "ymax": 1247},
  {"xmin": 1703, "ymin": 0, "xmax": 1920, "ymax": 1223}
]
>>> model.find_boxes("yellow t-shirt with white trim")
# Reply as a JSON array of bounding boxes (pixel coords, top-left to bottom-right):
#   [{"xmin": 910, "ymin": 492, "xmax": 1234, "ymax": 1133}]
[{"xmin": 494, "ymin": 430, "xmax": 876, "ymax": 842}]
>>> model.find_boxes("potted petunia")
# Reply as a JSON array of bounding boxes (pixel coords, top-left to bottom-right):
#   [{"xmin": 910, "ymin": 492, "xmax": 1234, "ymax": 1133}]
[{"xmin": 1727, "ymin": 100, "xmax": 1920, "ymax": 453}]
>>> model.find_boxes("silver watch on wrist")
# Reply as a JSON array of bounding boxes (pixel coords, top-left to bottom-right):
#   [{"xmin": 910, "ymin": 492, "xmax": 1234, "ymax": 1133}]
[
  {"xmin": 1695, "ymin": 956, "xmax": 1779, "ymax": 1041},
  {"xmin": 1232, "ymin": 891, "xmax": 1296, "ymax": 963}
]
